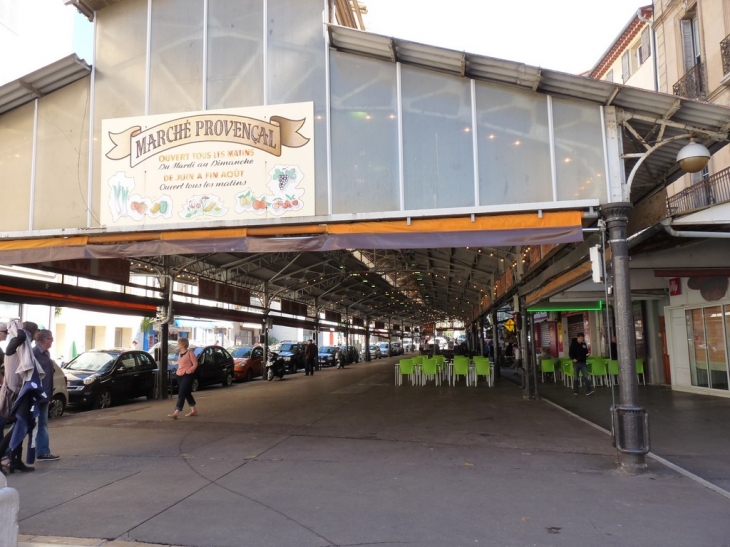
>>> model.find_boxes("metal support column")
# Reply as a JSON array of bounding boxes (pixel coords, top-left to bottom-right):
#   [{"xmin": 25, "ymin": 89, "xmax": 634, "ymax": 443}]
[
  {"xmin": 603, "ymin": 202, "xmax": 648, "ymax": 473},
  {"xmin": 492, "ymin": 310, "xmax": 500, "ymax": 381},
  {"xmin": 520, "ymin": 297, "xmax": 534, "ymax": 399},
  {"xmin": 365, "ymin": 317, "xmax": 371, "ymax": 362}
]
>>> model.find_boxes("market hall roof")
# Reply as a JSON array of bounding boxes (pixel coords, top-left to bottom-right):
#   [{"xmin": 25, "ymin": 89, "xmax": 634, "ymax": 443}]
[{"xmin": 0, "ymin": 54, "xmax": 91, "ymax": 116}]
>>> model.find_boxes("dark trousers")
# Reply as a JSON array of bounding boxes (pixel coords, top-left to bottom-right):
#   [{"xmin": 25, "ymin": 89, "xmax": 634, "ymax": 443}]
[
  {"xmin": 305, "ymin": 358, "xmax": 315, "ymax": 376},
  {"xmin": 573, "ymin": 361, "xmax": 593, "ymax": 393},
  {"xmin": 175, "ymin": 374, "xmax": 196, "ymax": 412}
]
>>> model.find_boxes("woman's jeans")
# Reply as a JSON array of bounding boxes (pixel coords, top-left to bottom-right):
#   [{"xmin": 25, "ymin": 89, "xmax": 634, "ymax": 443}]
[
  {"xmin": 573, "ymin": 361, "xmax": 593, "ymax": 393},
  {"xmin": 176, "ymin": 374, "xmax": 196, "ymax": 412}
]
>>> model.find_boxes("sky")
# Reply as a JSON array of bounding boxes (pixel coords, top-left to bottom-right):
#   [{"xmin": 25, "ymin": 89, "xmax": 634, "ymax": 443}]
[
  {"xmin": 0, "ymin": 0, "xmax": 647, "ymax": 85},
  {"xmin": 362, "ymin": 0, "xmax": 649, "ymax": 74}
]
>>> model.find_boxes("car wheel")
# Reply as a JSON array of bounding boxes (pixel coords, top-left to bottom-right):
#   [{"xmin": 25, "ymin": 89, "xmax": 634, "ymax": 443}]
[
  {"xmin": 94, "ymin": 390, "xmax": 112, "ymax": 409},
  {"xmin": 289, "ymin": 364, "xmax": 296, "ymax": 374},
  {"xmin": 49, "ymin": 394, "xmax": 66, "ymax": 419},
  {"xmin": 222, "ymin": 373, "xmax": 233, "ymax": 387},
  {"xmin": 267, "ymin": 369, "xmax": 274, "ymax": 381},
  {"xmin": 245, "ymin": 369, "xmax": 253, "ymax": 382},
  {"xmin": 146, "ymin": 386, "xmax": 156, "ymax": 400},
  {"xmin": 191, "ymin": 378, "xmax": 200, "ymax": 392}
]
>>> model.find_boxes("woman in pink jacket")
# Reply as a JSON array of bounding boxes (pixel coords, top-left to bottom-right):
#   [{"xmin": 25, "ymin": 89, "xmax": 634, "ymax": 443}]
[{"xmin": 168, "ymin": 338, "xmax": 199, "ymax": 419}]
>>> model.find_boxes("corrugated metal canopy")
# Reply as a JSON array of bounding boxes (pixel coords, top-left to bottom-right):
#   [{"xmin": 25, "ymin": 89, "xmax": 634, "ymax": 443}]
[{"xmin": 0, "ymin": 54, "xmax": 91, "ymax": 116}]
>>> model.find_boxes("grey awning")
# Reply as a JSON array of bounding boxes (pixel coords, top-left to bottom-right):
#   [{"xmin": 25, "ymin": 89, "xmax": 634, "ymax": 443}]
[{"xmin": 0, "ymin": 54, "xmax": 91, "ymax": 116}]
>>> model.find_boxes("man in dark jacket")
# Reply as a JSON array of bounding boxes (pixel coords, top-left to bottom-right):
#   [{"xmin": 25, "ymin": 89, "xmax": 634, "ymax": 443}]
[
  {"xmin": 32, "ymin": 330, "xmax": 59, "ymax": 462},
  {"xmin": 569, "ymin": 333, "xmax": 594, "ymax": 396},
  {"xmin": 304, "ymin": 339, "xmax": 317, "ymax": 376}
]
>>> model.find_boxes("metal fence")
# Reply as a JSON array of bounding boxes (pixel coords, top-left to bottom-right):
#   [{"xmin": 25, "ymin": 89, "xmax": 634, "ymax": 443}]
[
  {"xmin": 667, "ymin": 166, "xmax": 730, "ymax": 216},
  {"xmin": 672, "ymin": 62, "xmax": 708, "ymax": 101},
  {"xmin": 721, "ymin": 34, "xmax": 730, "ymax": 78}
]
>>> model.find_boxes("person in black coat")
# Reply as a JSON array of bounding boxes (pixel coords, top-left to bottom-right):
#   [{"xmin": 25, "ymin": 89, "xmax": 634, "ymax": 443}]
[{"xmin": 569, "ymin": 333, "xmax": 594, "ymax": 396}]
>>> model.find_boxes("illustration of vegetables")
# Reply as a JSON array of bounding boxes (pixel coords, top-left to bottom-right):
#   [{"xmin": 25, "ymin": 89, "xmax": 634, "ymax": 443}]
[
  {"xmin": 159, "ymin": 200, "xmax": 168, "ymax": 214},
  {"xmin": 151, "ymin": 202, "xmax": 161, "ymax": 214}
]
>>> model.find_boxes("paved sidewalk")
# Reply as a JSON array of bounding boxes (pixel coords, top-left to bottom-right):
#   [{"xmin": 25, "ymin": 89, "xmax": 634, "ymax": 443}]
[
  {"xmin": 7, "ymin": 359, "xmax": 730, "ymax": 547},
  {"xmin": 528, "ymin": 370, "xmax": 730, "ymax": 492}
]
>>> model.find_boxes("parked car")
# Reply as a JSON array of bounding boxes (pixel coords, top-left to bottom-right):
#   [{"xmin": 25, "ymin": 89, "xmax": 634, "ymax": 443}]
[
  {"xmin": 63, "ymin": 349, "xmax": 157, "ymax": 409},
  {"xmin": 227, "ymin": 345, "xmax": 264, "ymax": 381},
  {"xmin": 340, "ymin": 345, "xmax": 359, "ymax": 363},
  {"xmin": 390, "ymin": 342, "xmax": 403, "ymax": 356},
  {"xmin": 378, "ymin": 342, "xmax": 391, "ymax": 357},
  {"xmin": 49, "ymin": 361, "xmax": 68, "ymax": 419},
  {"xmin": 168, "ymin": 345, "xmax": 235, "ymax": 392},
  {"xmin": 269, "ymin": 341, "xmax": 305, "ymax": 374},
  {"xmin": 318, "ymin": 346, "xmax": 338, "ymax": 367},
  {"xmin": 361, "ymin": 345, "xmax": 382, "ymax": 360}
]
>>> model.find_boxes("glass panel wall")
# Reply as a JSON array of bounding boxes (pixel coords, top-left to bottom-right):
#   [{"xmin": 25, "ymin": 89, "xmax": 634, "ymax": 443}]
[
  {"xmin": 705, "ymin": 306, "xmax": 728, "ymax": 390},
  {"xmin": 267, "ymin": 0, "xmax": 327, "ymax": 215},
  {"xmin": 207, "ymin": 0, "xmax": 264, "ymax": 109},
  {"xmin": 402, "ymin": 66, "xmax": 474, "ymax": 210},
  {"xmin": 93, "ymin": 0, "xmax": 148, "ymax": 226},
  {"xmin": 685, "ymin": 305, "xmax": 730, "ymax": 390},
  {"xmin": 330, "ymin": 52, "xmax": 399, "ymax": 214},
  {"xmin": 476, "ymin": 83, "xmax": 551, "ymax": 205},
  {"xmin": 0, "ymin": 104, "xmax": 34, "ymax": 232},
  {"xmin": 149, "ymin": 0, "xmax": 204, "ymax": 114},
  {"xmin": 34, "ymin": 78, "xmax": 90, "ymax": 230},
  {"xmin": 552, "ymin": 98, "xmax": 606, "ymax": 202},
  {"xmin": 687, "ymin": 308, "xmax": 709, "ymax": 387}
]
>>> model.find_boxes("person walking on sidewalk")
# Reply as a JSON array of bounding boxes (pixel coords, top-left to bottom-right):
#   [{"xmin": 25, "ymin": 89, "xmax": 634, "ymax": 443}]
[
  {"xmin": 32, "ymin": 329, "xmax": 59, "ymax": 462},
  {"xmin": 569, "ymin": 333, "xmax": 594, "ymax": 396},
  {"xmin": 0, "ymin": 321, "xmax": 45, "ymax": 473},
  {"xmin": 304, "ymin": 339, "xmax": 318, "ymax": 376},
  {"xmin": 168, "ymin": 338, "xmax": 199, "ymax": 419}
]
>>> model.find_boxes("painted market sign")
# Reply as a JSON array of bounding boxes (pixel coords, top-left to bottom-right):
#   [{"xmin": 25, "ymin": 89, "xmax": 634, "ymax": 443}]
[{"xmin": 100, "ymin": 102, "xmax": 315, "ymax": 227}]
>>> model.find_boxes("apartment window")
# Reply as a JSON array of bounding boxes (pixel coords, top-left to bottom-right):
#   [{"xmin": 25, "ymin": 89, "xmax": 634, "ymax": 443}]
[
  {"xmin": 605, "ymin": 69, "xmax": 614, "ymax": 83},
  {"xmin": 622, "ymin": 51, "xmax": 631, "ymax": 82},
  {"xmin": 680, "ymin": 15, "xmax": 701, "ymax": 72},
  {"xmin": 115, "ymin": 328, "xmax": 124, "ymax": 348},
  {"xmin": 638, "ymin": 27, "xmax": 651, "ymax": 64}
]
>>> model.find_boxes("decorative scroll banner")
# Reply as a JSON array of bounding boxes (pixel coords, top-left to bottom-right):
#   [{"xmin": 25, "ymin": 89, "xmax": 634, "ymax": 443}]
[
  {"xmin": 106, "ymin": 114, "xmax": 309, "ymax": 167},
  {"xmin": 100, "ymin": 102, "xmax": 315, "ymax": 228}
]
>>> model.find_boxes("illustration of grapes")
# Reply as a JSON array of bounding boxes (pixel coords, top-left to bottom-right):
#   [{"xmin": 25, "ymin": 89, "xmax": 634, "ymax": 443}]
[{"xmin": 266, "ymin": 164, "xmax": 304, "ymax": 216}]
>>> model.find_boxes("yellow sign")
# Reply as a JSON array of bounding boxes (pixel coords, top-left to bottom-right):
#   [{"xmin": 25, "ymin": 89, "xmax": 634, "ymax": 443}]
[
  {"xmin": 100, "ymin": 102, "xmax": 315, "ymax": 227},
  {"xmin": 505, "ymin": 319, "xmax": 515, "ymax": 332}
]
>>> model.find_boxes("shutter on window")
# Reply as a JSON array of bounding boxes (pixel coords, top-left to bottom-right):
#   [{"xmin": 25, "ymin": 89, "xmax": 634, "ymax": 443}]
[
  {"xmin": 681, "ymin": 19, "xmax": 695, "ymax": 72},
  {"xmin": 605, "ymin": 69, "xmax": 613, "ymax": 83},
  {"xmin": 639, "ymin": 27, "xmax": 650, "ymax": 64},
  {"xmin": 622, "ymin": 52, "xmax": 630, "ymax": 82}
]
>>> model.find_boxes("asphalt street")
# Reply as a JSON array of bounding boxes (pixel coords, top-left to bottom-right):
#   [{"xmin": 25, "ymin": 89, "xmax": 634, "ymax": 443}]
[{"xmin": 8, "ymin": 356, "xmax": 730, "ymax": 547}]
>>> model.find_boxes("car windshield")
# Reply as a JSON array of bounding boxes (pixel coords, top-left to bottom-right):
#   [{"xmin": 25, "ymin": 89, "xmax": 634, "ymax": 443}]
[
  {"xmin": 272, "ymin": 343, "xmax": 296, "ymax": 352},
  {"xmin": 321, "ymin": 346, "xmax": 337, "ymax": 353},
  {"xmin": 65, "ymin": 352, "xmax": 118, "ymax": 373},
  {"xmin": 230, "ymin": 347, "xmax": 252, "ymax": 358}
]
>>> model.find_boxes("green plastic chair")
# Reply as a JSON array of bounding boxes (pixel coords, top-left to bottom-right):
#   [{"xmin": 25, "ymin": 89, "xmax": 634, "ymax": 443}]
[
  {"xmin": 474, "ymin": 357, "xmax": 491, "ymax": 387},
  {"xmin": 608, "ymin": 359, "xmax": 620, "ymax": 386},
  {"xmin": 590, "ymin": 358, "xmax": 609, "ymax": 387},
  {"xmin": 421, "ymin": 357, "xmax": 440, "ymax": 386},
  {"xmin": 397, "ymin": 358, "xmax": 415, "ymax": 386},
  {"xmin": 540, "ymin": 358, "xmax": 556, "ymax": 383},
  {"xmin": 453, "ymin": 357, "xmax": 470, "ymax": 386},
  {"xmin": 559, "ymin": 359, "xmax": 573, "ymax": 388},
  {"xmin": 434, "ymin": 355, "xmax": 446, "ymax": 381},
  {"xmin": 635, "ymin": 359, "xmax": 645, "ymax": 385}
]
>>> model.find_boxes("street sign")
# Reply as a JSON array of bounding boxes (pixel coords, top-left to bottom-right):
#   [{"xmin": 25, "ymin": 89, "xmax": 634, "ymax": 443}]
[{"xmin": 505, "ymin": 318, "xmax": 515, "ymax": 332}]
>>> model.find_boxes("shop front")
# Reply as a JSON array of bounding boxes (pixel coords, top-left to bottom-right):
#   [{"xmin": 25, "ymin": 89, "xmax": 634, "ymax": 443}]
[{"xmin": 665, "ymin": 275, "xmax": 730, "ymax": 396}]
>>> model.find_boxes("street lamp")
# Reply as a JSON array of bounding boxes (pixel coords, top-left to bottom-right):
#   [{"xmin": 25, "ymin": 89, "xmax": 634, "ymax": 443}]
[{"xmin": 676, "ymin": 140, "xmax": 711, "ymax": 173}]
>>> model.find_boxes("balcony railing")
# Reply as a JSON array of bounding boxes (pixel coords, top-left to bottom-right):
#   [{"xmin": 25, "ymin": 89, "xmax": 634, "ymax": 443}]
[
  {"xmin": 667, "ymin": 166, "xmax": 730, "ymax": 216},
  {"xmin": 672, "ymin": 62, "xmax": 708, "ymax": 100},
  {"xmin": 722, "ymin": 34, "xmax": 730, "ymax": 77}
]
